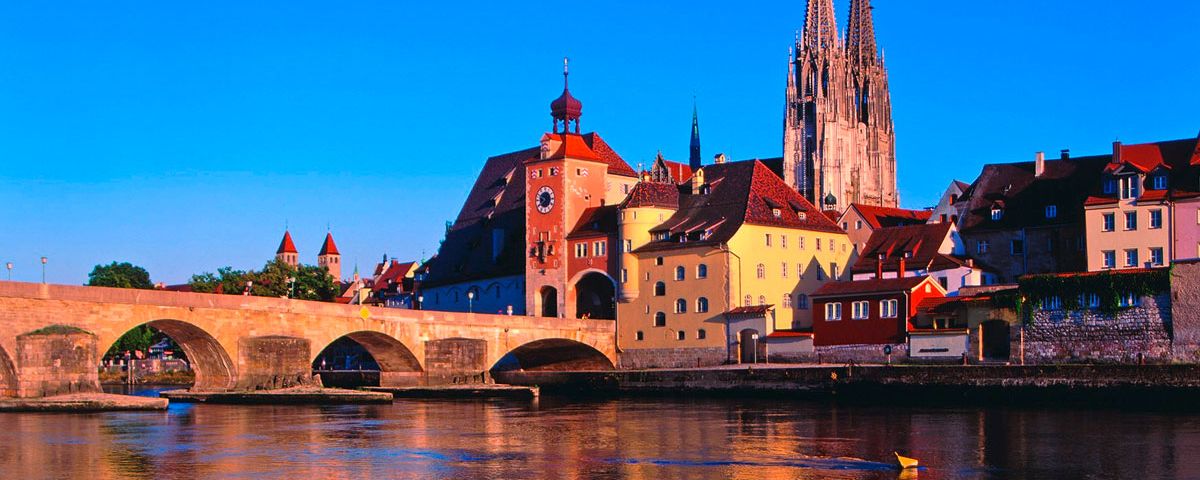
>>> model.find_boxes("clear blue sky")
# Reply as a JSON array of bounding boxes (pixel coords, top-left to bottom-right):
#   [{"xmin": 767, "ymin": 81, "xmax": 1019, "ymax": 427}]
[{"xmin": 2, "ymin": 1, "xmax": 1197, "ymax": 285}]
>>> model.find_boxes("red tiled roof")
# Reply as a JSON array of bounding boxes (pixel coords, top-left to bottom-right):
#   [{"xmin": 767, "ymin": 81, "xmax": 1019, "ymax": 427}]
[
  {"xmin": 850, "ymin": 223, "xmax": 976, "ymax": 275},
  {"xmin": 318, "ymin": 232, "xmax": 339, "ymax": 256},
  {"xmin": 811, "ymin": 276, "xmax": 933, "ymax": 297},
  {"xmin": 582, "ymin": 133, "xmax": 637, "ymax": 177},
  {"xmin": 850, "ymin": 204, "xmax": 932, "ymax": 229},
  {"xmin": 916, "ymin": 296, "xmax": 960, "ymax": 314},
  {"xmin": 620, "ymin": 182, "xmax": 681, "ymax": 209},
  {"xmin": 372, "ymin": 260, "xmax": 417, "ymax": 294},
  {"xmin": 726, "ymin": 305, "xmax": 774, "ymax": 315},
  {"xmin": 541, "ymin": 132, "xmax": 602, "ymax": 161},
  {"xmin": 276, "ymin": 231, "xmax": 298, "ymax": 254},
  {"xmin": 567, "ymin": 205, "xmax": 618, "ymax": 239},
  {"xmin": 1109, "ymin": 142, "xmax": 1167, "ymax": 173},
  {"xmin": 766, "ymin": 330, "xmax": 814, "ymax": 338},
  {"xmin": 821, "ymin": 209, "xmax": 841, "ymax": 222}
]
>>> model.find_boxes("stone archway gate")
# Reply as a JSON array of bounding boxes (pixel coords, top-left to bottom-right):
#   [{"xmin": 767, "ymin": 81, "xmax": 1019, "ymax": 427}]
[{"xmin": 0, "ymin": 281, "xmax": 615, "ymax": 398}]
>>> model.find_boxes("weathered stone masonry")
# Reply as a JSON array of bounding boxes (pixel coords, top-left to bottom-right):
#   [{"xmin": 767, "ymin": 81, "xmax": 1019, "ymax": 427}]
[{"xmin": 1023, "ymin": 294, "xmax": 1173, "ymax": 363}]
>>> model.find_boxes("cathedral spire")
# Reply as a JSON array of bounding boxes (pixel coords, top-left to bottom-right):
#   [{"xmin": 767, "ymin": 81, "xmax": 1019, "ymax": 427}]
[
  {"xmin": 801, "ymin": 0, "xmax": 838, "ymax": 52},
  {"xmin": 689, "ymin": 98, "xmax": 701, "ymax": 170},
  {"xmin": 846, "ymin": 0, "xmax": 878, "ymax": 65}
]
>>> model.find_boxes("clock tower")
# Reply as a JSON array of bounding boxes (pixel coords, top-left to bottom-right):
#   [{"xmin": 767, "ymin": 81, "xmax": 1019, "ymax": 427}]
[{"xmin": 525, "ymin": 59, "xmax": 610, "ymax": 318}]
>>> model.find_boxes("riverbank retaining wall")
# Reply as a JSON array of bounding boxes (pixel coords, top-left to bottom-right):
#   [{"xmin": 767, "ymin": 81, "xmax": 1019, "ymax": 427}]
[{"xmin": 1023, "ymin": 294, "xmax": 1173, "ymax": 363}]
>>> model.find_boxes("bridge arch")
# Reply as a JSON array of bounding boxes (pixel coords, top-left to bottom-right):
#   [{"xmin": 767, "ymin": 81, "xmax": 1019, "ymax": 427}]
[
  {"xmin": 109, "ymin": 319, "xmax": 236, "ymax": 391},
  {"xmin": 0, "ymin": 346, "xmax": 16, "ymax": 397},
  {"xmin": 491, "ymin": 338, "xmax": 615, "ymax": 373},
  {"xmin": 313, "ymin": 331, "xmax": 423, "ymax": 387}
]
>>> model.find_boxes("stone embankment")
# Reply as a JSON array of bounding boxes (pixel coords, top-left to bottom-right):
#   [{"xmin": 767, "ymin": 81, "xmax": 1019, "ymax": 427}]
[
  {"xmin": 0, "ymin": 393, "xmax": 167, "ymax": 412},
  {"xmin": 496, "ymin": 364, "xmax": 1200, "ymax": 405},
  {"xmin": 160, "ymin": 386, "xmax": 392, "ymax": 405}
]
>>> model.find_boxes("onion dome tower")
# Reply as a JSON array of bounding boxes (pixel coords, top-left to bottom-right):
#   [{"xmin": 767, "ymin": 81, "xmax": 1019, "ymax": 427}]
[{"xmin": 550, "ymin": 57, "xmax": 582, "ymax": 134}]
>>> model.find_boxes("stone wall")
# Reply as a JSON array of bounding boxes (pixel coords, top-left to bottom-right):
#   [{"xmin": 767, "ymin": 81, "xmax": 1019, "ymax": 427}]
[
  {"xmin": 618, "ymin": 347, "xmax": 727, "ymax": 369},
  {"xmin": 814, "ymin": 343, "xmax": 907, "ymax": 364},
  {"xmin": 15, "ymin": 327, "xmax": 100, "ymax": 398},
  {"xmin": 1170, "ymin": 261, "xmax": 1200, "ymax": 362},
  {"xmin": 1023, "ymin": 294, "xmax": 1172, "ymax": 363},
  {"xmin": 236, "ymin": 336, "xmax": 313, "ymax": 390},
  {"xmin": 424, "ymin": 338, "xmax": 488, "ymax": 384}
]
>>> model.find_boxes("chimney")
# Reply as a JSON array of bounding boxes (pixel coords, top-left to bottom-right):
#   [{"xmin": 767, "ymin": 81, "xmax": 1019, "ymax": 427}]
[
  {"xmin": 966, "ymin": 258, "xmax": 974, "ymax": 268},
  {"xmin": 1060, "ymin": 149, "xmax": 1070, "ymax": 160},
  {"xmin": 714, "ymin": 153, "xmax": 727, "ymax": 164},
  {"xmin": 1035, "ymin": 151, "xmax": 1045, "ymax": 177},
  {"xmin": 1112, "ymin": 141, "xmax": 1122, "ymax": 164},
  {"xmin": 876, "ymin": 253, "xmax": 885, "ymax": 280},
  {"xmin": 691, "ymin": 168, "xmax": 706, "ymax": 194},
  {"xmin": 898, "ymin": 251, "xmax": 911, "ymax": 278}
]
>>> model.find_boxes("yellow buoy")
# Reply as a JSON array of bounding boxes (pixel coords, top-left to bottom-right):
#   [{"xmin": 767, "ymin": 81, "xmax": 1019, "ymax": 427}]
[{"xmin": 895, "ymin": 452, "xmax": 919, "ymax": 469}]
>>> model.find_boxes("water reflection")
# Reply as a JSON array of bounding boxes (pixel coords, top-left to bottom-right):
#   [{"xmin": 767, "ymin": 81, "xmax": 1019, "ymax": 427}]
[{"xmin": 1, "ymin": 391, "xmax": 1199, "ymax": 479}]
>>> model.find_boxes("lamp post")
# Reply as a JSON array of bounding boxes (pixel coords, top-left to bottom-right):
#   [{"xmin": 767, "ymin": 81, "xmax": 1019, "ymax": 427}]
[
  {"xmin": 751, "ymin": 333, "xmax": 760, "ymax": 364},
  {"xmin": 467, "ymin": 290, "xmax": 475, "ymax": 313},
  {"xmin": 287, "ymin": 276, "xmax": 296, "ymax": 299},
  {"xmin": 417, "ymin": 295, "xmax": 424, "ymax": 311},
  {"xmin": 40, "ymin": 257, "xmax": 47, "ymax": 284},
  {"xmin": 244, "ymin": 280, "xmax": 253, "ymax": 296},
  {"xmin": 5, "ymin": 262, "xmax": 11, "ymax": 281}
]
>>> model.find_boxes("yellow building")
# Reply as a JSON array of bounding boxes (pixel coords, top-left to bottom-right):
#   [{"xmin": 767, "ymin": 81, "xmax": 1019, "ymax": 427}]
[{"xmin": 616, "ymin": 159, "xmax": 851, "ymax": 368}]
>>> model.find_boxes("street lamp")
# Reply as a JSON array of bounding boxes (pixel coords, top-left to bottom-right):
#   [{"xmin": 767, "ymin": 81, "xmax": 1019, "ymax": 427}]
[
  {"xmin": 287, "ymin": 276, "xmax": 296, "ymax": 298},
  {"xmin": 417, "ymin": 295, "xmax": 424, "ymax": 311},
  {"xmin": 244, "ymin": 280, "xmax": 253, "ymax": 296},
  {"xmin": 40, "ymin": 257, "xmax": 47, "ymax": 284},
  {"xmin": 5, "ymin": 262, "xmax": 11, "ymax": 281},
  {"xmin": 751, "ymin": 333, "xmax": 760, "ymax": 364},
  {"xmin": 467, "ymin": 290, "xmax": 475, "ymax": 313}
]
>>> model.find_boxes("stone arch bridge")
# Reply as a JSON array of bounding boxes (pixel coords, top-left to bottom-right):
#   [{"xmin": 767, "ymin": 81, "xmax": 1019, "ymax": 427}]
[{"xmin": 0, "ymin": 282, "xmax": 615, "ymax": 398}]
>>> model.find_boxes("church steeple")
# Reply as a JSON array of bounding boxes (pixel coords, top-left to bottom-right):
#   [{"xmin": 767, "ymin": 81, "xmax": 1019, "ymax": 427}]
[
  {"xmin": 275, "ymin": 230, "xmax": 298, "ymax": 267},
  {"xmin": 846, "ymin": 0, "xmax": 878, "ymax": 65},
  {"xmin": 688, "ymin": 99, "xmax": 701, "ymax": 170},
  {"xmin": 801, "ymin": 0, "xmax": 838, "ymax": 52}
]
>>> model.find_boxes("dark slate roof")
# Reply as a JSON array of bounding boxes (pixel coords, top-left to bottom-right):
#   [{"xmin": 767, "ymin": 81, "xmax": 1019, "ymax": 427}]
[
  {"xmin": 633, "ymin": 159, "xmax": 842, "ymax": 254},
  {"xmin": 567, "ymin": 205, "xmax": 618, "ymax": 239},
  {"xmin": 727, "ymin": 305, "xmax": 774, "ymax": 315},
  {"xmin": 619, "ymin": 182, "xmax": 681, "ymax": 209},
  {"xmin": 850, "ymin": 223, "xmax": 974, "ymax": 274},
  {"xmin": 422, "ymin": 147, "xmax": 534, "ymax": 287},
  {"xmin": 957, "ymin": 153, "xmax": 1110, "ymax": 233},
  {"xmin": 811, "ymin": 276, "xmax": 933, "ymax": 298}
]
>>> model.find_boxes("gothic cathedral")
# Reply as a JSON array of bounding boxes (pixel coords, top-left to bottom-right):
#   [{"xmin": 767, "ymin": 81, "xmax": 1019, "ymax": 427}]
[{"xmin": 783, "ymin": 0, "xmax": 898, "ymax": 210}]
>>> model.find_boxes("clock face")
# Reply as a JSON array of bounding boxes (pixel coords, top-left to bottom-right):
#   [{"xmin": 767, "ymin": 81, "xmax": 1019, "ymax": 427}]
[{"xmin": 535, "ymin": 186, "xmax": 555, "ymax": 214}]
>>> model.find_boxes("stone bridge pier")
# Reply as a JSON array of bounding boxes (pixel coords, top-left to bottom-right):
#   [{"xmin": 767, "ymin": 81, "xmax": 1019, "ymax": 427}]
[{"xmin": 0, "ymin": 282, "xmax": 616, "ymax": 398}]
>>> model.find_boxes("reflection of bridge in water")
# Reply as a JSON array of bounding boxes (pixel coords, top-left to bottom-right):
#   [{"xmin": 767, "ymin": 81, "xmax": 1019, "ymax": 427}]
[{"xmin": 0, "ymin": 281, "xmax": 615, "ymax": 398}]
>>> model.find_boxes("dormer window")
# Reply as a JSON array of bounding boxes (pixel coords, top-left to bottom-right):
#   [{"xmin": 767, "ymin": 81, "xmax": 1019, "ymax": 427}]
[
  {"xmin": 1103, "ymin": 178, "xmax": 1116, "ymax": 194},
  {"xmin": 1045, "ymin": 205, "xmax": 1057, "ymax": 219},
  {"xmin": 1153, "ymin": 175, "xmax": 1167, "ymax": 190},
  {"xmin": 798, "ymin": 212, "xmax": 807, "ymax": 221},
  {"xmin": 1119, "ymin": 176, "xmax": 1139, "ymax": 200},
  {"xmin": 991, "ymin": 207, "xmax": 1003, "ymax": 221},
  {"xmin": 772, "ymin": 208, "xmax": 782, "ymax": 219}
]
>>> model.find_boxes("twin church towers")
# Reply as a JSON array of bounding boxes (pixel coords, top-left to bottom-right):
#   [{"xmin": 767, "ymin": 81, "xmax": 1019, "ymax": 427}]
[{"xmin": 784, "ymin": 0, "xmax": 897, "ymax": 209}]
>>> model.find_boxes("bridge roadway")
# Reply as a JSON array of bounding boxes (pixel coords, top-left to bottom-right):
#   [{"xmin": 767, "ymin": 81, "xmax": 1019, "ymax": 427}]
[{"xmin": 0, "ymin": 281, "xmax": 615, "ymax": 398}]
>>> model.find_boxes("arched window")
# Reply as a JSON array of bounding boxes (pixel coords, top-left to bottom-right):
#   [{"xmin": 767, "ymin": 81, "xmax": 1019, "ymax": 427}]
[
  {"xmin": 674, "ymin": 266, "xmax": 685, "ymax": 281},
  {"xmin": 744, "ymin": 295, "xmax": 752, "ymax": 306},
  {"xmin": 674, "ymin": 298, "xmax": 687, "ymax": 314},
  {"xmin": 783, "ymin": 293, "xmax": 792, "ymax": 309},
  {"xmin": 758, "ymin": 295, "xmax": 766, "ymax": 306},
  {"xmin": 697, "ymin": 264, "xmax": 708, "ymax": 279},
  {"xmin": 654, "ymin": 312, "xmax": 666, "ymax": 327},
  {"xmin": 756, "ymin": 263, "xmax": 766, "ymax": 279},
  {"xmin": 697, "ymin": 297, "xmax": 709, "ymax": 313},
  {"xmin": 697, "ymin": 329, "xmax": 707, "ymax": 340},
  {"xmin": 654, "ymin": 282, "xmax": 666, "ymax": 296}
]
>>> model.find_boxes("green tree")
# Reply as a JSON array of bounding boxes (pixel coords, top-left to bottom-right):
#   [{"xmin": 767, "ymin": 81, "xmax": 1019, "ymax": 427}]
[
  {"xmin": 188, "ymin": 266, "xmax": 249, "ymax": 294},
  {"xmin": 188, "ymin": 260, "xmax": 339, "ymax": 301},
  {"xmin": 105, "ymin": 324, "xmax": 154, "ymax": 357},
  {"xmin": 87, "ymin": 262, "xmax": 153, "ymax": 289}
]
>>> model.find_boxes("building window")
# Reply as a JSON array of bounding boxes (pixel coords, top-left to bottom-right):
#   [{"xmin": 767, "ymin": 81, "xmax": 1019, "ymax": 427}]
[
  {"xmin": 1119, "ymin": 292, "xmax": 1141, "ymax": 307},
  {"xmin": 1045, "ymin": 296, "xmax": 1062, "ymax": 310},
  {"xmin": 816, "ymin": 238, "xmax": 822, "ymax": 251},
  {"xmin": 697, "ymin": 297, "xmax": 709, "ymax": 313},
  {"xmin": 654, "ymin": 282, "xmax": 666, "ymax": 296},
  {"xmin": 852, "ymin": 301, "xmax": 870, "ymax": 320},
  {"xmin": 817, "ymin": 267, "xmax": 826, "ymax": 281},
  {"xmin": 977, "ymin": 240, "xmax": 990, "ymax": 254},
  {"xmin": 1045, "ymin": 205, "xmax": 1057, "ymax": 219},
  {"xmin": 756, "ymin": 263, "xmax": 766, "ymax": 279},
  {"xmin": 1103, "ymin": 178, "xmax": 1116, "ymax": 194},
  {"xmin": 938, "ymin": 277, "xmax": 948, "ymax": 290},
  {"xmin": 781, "ymin": 262, "xmax": 789, "ymax": 278},
  {"xmin": 624, "ymin": 239, "xmax": 632, "ymax": 253},
  {"xmin": 635, "ymin": 331, "xmax": 644, "ymax": 341},
  {"xmin": 1102, "ymin": 213, "xmax": 1115, "ymax": 232},
  {"xmin": 856, "ymin": 220, "xmax": 863, "ymax": 230},
  {"xmin": 744, "ymin": 295, "xmax": 752, "ymax": 306},
  {"xmin": 575, "ymin": 243, "xmax": 588, "ymax": 258},
  {"xmin": 697, "ymin": 329, "xmax": 707, "ymax": 340},
  {"xmin": 593, "ymin": 241, "xmax": 606, "ymax": 256},
  {"xmin": 781, "ymin": 235, "xmax": 788, "ymax": 249},
  {"xmin": 654, "ymin": 312, "xmax": 666, "ymax": 327},
  {"xmin": 1124, "ymin": 211, "xmax": 1137, "ymax": 231},
  {"xmin": 798, "ymin": 264, "xmax": 804, "ymax": 279},
  {"xmin": 842, "ymin": 222, "xmax": 848, "ymax": 230},
  {"xmin": 1125, "ymin": 248, "xmax": 1138, "ymax": 267},
  {"xmin": 1120, "ymin": 176, "xmax": 1140, "ymax": 199},
  {"xmin": 655, "ymin": 257, "xmax": 664, "ymax": 266},
  {"xmin": 1103, "ymin": 250, "xmax": 1116, "ymax": 269},
  {"xmin": 677, "ymin": 330, "xmax": 686, "ymax": 340},
  {"xmin": 675, "ymin": 298, "xmax": 687, "ymax": 313},
  {"xmin": 1011, "ymin": 239, "xmax": 1025, "ymax": 255},
  {"xmin": 1150, "ymin": 210, "xmax": 1163, "ymax": 229},
  {"xmin": 1154, "ymin": 175, "xmax": 1167, "ymax": 190},
  {"xmin": 991, "ymin": 207, "xmax": 1003, "ymax": 221},
  {"xmin": 831, "ymin": 263, "xmax": 840, "ymax": 279},
  {"xmin": 620, "ymin": 269, "xmax": 628, "ymax": 284},
  {"xmin": 880, "ymin": 299, "xmax": 898, "ymax": 318},
  {"xmin": 799, "ymin": 237, "xmax": 806, "ymax": 249},
  {"xmin": 783, "ymin": 294, "xmax": 792, "ymax": 309},
  {"xmin": 1151, "ymin": 247, "xmax": 1164, "ymax": 266},
  {"xmin": 758, "ymin": 295, "xmax": 766, "ymax": 306},
  {"xmin": 674, "ymin": 266, "xmax": 685, "ymax": 281},
  {"xmin": 765, "ymin": 234, "xmax": 772, "ymax": 247},
  {"xmin": 1081, "ymin": 293, "xmax": 1100, "ymax": 309},
  {"xmin": 697, "ymin": 264, "xmax": 708, "ymax": 279},
  {"xmin": 825, "ymin": 302, "xmax": 843, "ymax": 321},
  {"xmin": 796, "ymin": 294, "xmax": 809, "ymax": 309}
]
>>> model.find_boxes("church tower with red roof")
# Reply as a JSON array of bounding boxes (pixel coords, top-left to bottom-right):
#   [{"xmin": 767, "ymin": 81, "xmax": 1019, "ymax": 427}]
[
  {"xmin": 276, "ymin": 230, "xmax": 299, "ymax": 267},
  {"xmin": 317, "ymin": 232, "xmax": 341, "ymax": 280}
]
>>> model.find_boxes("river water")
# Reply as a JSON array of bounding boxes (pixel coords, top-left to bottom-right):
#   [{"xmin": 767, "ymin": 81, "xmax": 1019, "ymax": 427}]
[{"xmin": 0, "ymin": 386, "xmax": 1197, "ymax": 479}]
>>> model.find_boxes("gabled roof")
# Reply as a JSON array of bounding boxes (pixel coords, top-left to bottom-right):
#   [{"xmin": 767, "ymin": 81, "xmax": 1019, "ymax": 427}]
[
  {"xmin": 847, "ymin": 204, "xmax": 932, "ymax": 229},
  {"xmin": 583, "ymin": 133, "xmax": 638, "ymax": 177},
  {"xmin": 811, "ymin": 275, "xmax": 938, "ymax": 298},
  {"xmin": 850, "ymin": 223, "xmax": 974, "ymax": 274},
  {"xmin": 540, "ymin": 132, "xmax": 602, "ymax": 162},
  {"xmin": 276, "ymin": 231, "xmax": 298, "ymax": 254},
  {"xmin": 371, "ymin": 260, "xmax": 418, "ymax": 294},
  {"xmin": 620, "ymin": 182, "xmax": 682, "ymax": 209},
  {"xmin": 567, "ymin": 205, "xmax": 618, "ymax": 239},
  {"xmin": 958, "ymin": 153, "xmax": 1110, "ymax": 233},
  {"xmin": 632, "ymin": 159, "xmax": 842, "ymax": 254},
  {"xmin": 1088, "ymin": 138, "xmax": 1200, "ymax": 206},
  {"xmin": 318, "ymin": 232, "xmax": 339, "ymax": 256}
]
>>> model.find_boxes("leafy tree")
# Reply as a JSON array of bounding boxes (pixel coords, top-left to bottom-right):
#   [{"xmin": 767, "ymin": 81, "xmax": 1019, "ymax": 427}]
[
  {"xmin": 87, "ymin": 262, "xmax": 153, "ymax": 289},
  {"xmin": 188, "ymin": 260, "xmax": 339, "ymax": 301},
  {"xmin": 188, "ymin": 266, "xmax": 249, "ymax": 294},
  {"xmin": 103, "ymin": 325, "xmax": 188, "ymax": 361}
]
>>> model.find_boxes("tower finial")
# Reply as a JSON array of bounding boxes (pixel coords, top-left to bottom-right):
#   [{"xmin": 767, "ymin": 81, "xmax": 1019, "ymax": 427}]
[{"xmin": 550, "ymin": 57, "xmax": 582, "ymax": 134}]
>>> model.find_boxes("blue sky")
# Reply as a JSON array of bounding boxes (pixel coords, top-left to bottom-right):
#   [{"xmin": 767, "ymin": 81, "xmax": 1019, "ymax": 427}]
[{"xmin": 1, "ymin": 1, "xmax": 1197, "ymax": 284}]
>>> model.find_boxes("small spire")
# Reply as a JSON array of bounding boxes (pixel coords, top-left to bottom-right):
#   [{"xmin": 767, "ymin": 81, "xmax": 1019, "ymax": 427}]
[{"xmin": 689, "ymin": 97, "xmax": 702, "ymax": 171}]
